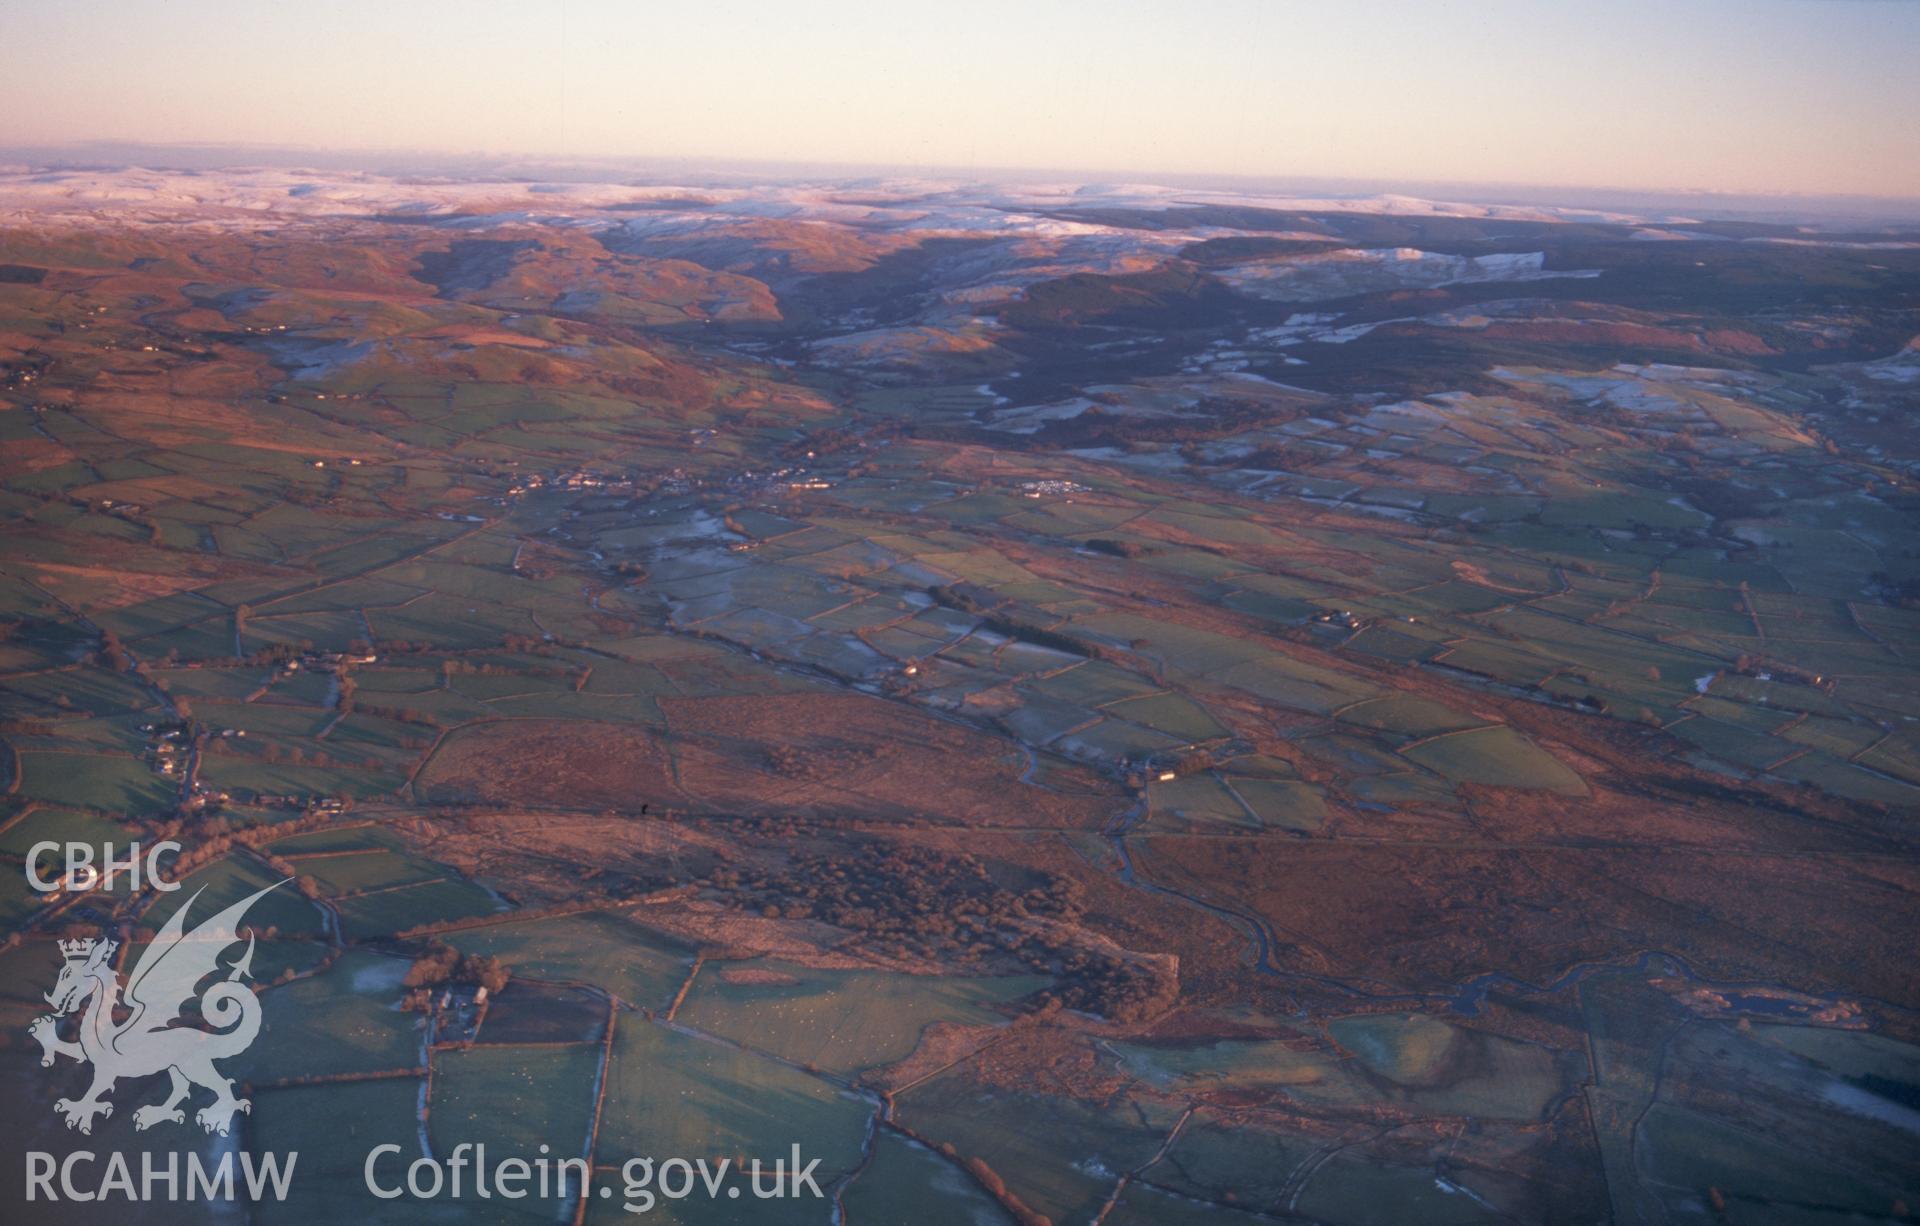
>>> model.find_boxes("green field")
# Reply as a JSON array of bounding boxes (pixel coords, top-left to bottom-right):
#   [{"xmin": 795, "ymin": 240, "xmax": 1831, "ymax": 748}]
[
  {"xmin": 677, "ymin": 961, "xmax": 1047, "ymax": 1075},
  {"xmin": 893, "ymin": 1073, "xmax": 1180, "ymax": 1226},
  {"xmin": 1400, "ymin": 725, "xmax": 1588, "ymax": 795},
  {"xmin": 593, "ymin": 1019, "xmax": 873, "ymax": 1222},
  {"xmin": 333, "ymin": 877, "xmax": 503, "ymax": 940},
  {"xmin": 444, "ymin": 911, "xmax": 694, "ymax": 1010},
  {"xmin": 232, "ymin": 950, "xmax": 422, "ymax": 1082}
]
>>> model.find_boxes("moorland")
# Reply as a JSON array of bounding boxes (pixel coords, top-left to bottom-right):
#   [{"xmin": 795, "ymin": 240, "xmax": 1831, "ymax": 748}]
[{"xmin": 1, "ymin": 167, "xmax": 1918, "ymax": 1224}]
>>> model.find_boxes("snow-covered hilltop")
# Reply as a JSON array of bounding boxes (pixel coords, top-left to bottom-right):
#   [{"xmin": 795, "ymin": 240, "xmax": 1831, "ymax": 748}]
[{"xmin": 0, "ymin": 164, "xmax": 1680, "ymax": 234}]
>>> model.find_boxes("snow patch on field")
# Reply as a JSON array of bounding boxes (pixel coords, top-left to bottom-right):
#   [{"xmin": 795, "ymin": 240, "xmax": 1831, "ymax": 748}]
[
  {"xmin": 1860, "ymin": 340, "xmax": 1920, "ymax": 384},
  {"xmin": 1217, "ymin": 248, "xmax": 1600, "ymax": 302}
]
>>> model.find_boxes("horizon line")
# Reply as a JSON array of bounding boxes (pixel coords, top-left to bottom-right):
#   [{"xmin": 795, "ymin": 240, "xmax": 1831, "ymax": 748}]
[{"xmin": 7, "ymin": 138, "xmax": 1920, "ymax": 219}]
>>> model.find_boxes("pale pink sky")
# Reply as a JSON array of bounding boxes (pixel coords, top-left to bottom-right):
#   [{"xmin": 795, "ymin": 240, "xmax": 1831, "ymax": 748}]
[{"xmin": 3, "ymin": 0, "xmax": 1916, "ymax": 197}]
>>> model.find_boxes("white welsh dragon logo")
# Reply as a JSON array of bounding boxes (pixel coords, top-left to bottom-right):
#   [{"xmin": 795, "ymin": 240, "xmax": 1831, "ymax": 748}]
[{"xmin": 29, "ymin": 880, "xmax": 284, "ymax": 1136}]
